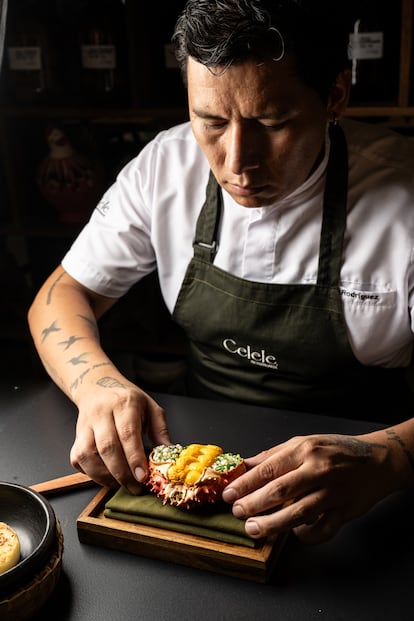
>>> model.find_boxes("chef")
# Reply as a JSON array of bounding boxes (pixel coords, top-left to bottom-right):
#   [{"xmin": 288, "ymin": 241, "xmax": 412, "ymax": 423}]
[{"xmin": 28, "ymin": 0, "xmax": 414, "ymax": 544}]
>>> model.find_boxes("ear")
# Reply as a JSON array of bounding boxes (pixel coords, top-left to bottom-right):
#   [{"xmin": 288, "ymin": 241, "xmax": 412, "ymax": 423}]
[{"xmin": 327, "ymin": 69, "xmax": 352, "ymax": 121}]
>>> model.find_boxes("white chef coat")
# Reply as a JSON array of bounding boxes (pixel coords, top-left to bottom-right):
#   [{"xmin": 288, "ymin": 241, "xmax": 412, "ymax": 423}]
[{"xmin": 61, "ymin": 118, "xmax": 414, "ymax": 368}]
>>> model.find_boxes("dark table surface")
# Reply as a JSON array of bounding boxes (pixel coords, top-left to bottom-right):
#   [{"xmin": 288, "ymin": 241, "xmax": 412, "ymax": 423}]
[{"xmin": 1, "ymin": 378, "xmax": 413, "ymax": 621}]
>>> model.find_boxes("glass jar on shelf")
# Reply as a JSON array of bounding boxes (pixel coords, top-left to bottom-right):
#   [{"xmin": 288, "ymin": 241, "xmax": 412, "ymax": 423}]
[
  {"xmin": 77, "ymin": 0, "xmax": 129, "ymax": 105},
  {"xmin": 4, "ymin": 0, "xmax": 63, "ymax": 104},
  {"xmin": 347, "ymin": 0, "xmax": 402, "ymax": 106}
]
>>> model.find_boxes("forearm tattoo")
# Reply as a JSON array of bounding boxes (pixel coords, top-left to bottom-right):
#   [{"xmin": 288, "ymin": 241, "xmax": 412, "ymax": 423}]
[
  {"xmin": 77, "ymin": 314, "xmax": 99, "ymax": 338},
  {"xmin": 46, "ymin": 271, "xmax": 65, "ymax": 305},
  {"xmin": 69, "ymin": 362, "xmax": 112, "ymax": 393},
  {"xmin": 41, "ymin": 320, "xmax": 61, "ymax": 343},
  {"xmin": 69, "ymin": 372, "xmax": 125, "ymax": 398},
  {"xmin": 96, "ymin": 377, "xmax": 126, "ymax": 389},
  {"xmin": 67, "ymin": 352, "xmax": 90, "ymax": 366},
  {"xmin": 386, "ymin": 429, "xmax": 414, "ymax": 473},
  {"xmin": 58, "ymin": 335, "xmax": 86, "ymax": 350},
  {"xmin": 40, "ymin": 273, "xmax": 119, "ymax": 398}
]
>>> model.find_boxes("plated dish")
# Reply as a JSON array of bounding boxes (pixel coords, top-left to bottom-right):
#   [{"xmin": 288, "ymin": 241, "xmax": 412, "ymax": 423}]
[
  {"xmin": 146, "ymin": 443, "xmax": 246, "ymax": 509},
  {"xmin": 0, "ymin": 481, "xmax": 57, "ymax": 596}
]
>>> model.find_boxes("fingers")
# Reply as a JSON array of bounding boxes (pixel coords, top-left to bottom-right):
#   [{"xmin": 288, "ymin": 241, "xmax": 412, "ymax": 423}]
[
  {"xmin": 292, "ymin": 511, "xmax": 342, "ymax": 544},
  {"xmin": 222, "ymin": 434, "xmax": 367, "ymax": 545},
  {"xmin": 222, "ymin": 439, "xmax": 342, "ymax": 542},
  {"xmin": 109, "ymin": 401, "xmax": 149, "ymax": 490},
  {"xmin": 241, "ymin": 506, "xmax": 342, "ymax": 545},
  {"xmin": 223, "ymin": 444, "xmax": 306, "ymax": 510},
  {"xmin": 111, "ymin": 395, "xmax": 171, "ymax": 489},
  {"xmin": 230, "ymin": 482, "xmax": 326, "ymax": 537},
  {"xmin": 142, "ymin": 394, "xmax": 171, "ymax": 448},
  {"xmin": 223, "ymin": 469, "xmax": 309, "ymax": 540},
  {"xmin": 71, "ymin": 389, "xmax": 170, "ymax": 495},
  {"xmin": 242, "ymin": 445, "xmax": 285, "ymax": 469},
  {"xmin": 71, "ymin": 418, "xmax": 146, "ymax": 495},
  {"xmin": 70, "ymin": 427, "xmax": 120, "ymax": 490},
  {"xmin": 233, "ymin": 489, "xmax": 342, "ymax": 544}
]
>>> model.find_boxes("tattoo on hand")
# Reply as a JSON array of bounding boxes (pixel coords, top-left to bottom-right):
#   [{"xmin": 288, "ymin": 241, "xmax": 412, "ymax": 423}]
[
  {"xmin": 329, "ymin": 435, "xmax": 386, "ymax": 458},
  {"xmin": 386, "ymin": 429, "xmax": 414, "ymax": 473}
]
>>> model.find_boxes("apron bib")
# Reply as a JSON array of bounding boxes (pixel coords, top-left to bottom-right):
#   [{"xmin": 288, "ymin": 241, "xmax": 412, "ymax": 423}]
[{"xmin": 173, "ymin": 124, "xmax": 411, "ymax": 422}]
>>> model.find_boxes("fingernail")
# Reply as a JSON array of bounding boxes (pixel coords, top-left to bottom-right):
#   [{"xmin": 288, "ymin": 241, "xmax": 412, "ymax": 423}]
[
  {"xmin": 222, "ymin": 488, "xmax": 238, "ymax": 503},
  {"xmin": 245, "ymin": 520, "xmax": 260, "ymax": 536},
  {"xmin": 135, "ymin": 466, "xmax": 146, "ymax": 482}
]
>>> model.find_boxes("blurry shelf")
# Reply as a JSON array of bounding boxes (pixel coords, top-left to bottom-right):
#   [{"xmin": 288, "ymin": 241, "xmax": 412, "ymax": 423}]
[
  {"xmin": 346, "ymin": 107, "xmax": 414, "ymax": 118},
  {"xmin": 0, "ymin": 106, "xmax": 188, "ymax": 125},
  {"xmin": 2, "ymin": 105, "xmax": 414, "ymax": 121}
]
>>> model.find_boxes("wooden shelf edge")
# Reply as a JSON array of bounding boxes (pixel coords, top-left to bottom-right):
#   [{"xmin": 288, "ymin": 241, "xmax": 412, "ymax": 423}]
[{"xmin": 345, "ymin": 106, "xmax": 414, "ymax": 118}]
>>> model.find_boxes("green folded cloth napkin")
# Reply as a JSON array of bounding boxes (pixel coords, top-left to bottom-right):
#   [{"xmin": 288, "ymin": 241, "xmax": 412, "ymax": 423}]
[{"xmin": 104, "ymin": 486, "xmax": 258, "ymax": 548}]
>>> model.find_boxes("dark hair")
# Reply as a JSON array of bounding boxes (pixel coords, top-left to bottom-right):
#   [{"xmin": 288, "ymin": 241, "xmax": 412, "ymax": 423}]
[{"xmin": 172, "ymin": 0, "xmax": 351, "ymax": 101}]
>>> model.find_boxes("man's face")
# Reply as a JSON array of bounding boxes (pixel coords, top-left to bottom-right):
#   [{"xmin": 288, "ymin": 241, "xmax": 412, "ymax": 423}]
[{"xmin": 188, "ymin": 55, "xmax": 334, "ymax": 208}]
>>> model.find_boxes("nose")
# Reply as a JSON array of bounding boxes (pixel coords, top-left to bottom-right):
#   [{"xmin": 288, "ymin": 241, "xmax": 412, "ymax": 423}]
[{"xmin": 226, "ymin": 123, "xmax": 260, "ymax": 174}]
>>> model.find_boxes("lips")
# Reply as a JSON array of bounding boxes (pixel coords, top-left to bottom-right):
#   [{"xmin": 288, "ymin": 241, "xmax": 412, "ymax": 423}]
[{"xmin": 227, "ymin": 182, "xmax": 266, "ymax": 197}]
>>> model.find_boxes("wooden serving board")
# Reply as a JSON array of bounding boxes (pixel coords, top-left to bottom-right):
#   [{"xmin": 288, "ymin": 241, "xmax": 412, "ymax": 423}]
[{"xmin": 77, "ymin": 487, "xmax": 288, "ymax": 583}]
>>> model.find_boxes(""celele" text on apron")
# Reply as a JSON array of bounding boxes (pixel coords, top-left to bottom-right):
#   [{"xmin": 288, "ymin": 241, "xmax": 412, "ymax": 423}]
[{"xmin": 222, "ymin": 338, "xmax": 279, "ymax": 370}]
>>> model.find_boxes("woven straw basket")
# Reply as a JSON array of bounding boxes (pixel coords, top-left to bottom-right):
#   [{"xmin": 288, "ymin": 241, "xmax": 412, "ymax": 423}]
[{"xmin": 0, "ymin": 519, "xmax": 64, "ymax": 621}]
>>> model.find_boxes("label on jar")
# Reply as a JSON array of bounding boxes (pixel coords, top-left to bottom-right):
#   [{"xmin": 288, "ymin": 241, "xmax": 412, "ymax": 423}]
[
  {"xmin": 8, "ymin": 46, "xmax": 42, "ymax": 70},
  {"xmin": 348, "ymin": 32, "xmax": 384, "ymax": 60},
  {"xmin": 81, "ymin": 45, "xmax": 116, "ymax": 69}
]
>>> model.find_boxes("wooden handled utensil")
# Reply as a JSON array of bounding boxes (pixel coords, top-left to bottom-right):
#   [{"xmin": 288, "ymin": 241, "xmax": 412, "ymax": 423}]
[{"xmin": 30, "ymin": 472, "xmax": 95, "ymax": 496}]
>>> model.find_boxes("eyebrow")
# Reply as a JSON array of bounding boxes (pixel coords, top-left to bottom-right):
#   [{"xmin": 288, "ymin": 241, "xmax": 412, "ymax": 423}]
[{"xmin": 191, "ymin": 108, "xmax": 288, "ymax": 121}]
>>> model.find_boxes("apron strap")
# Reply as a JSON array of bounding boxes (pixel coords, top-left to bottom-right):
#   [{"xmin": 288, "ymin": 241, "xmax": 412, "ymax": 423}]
[
  {"xmin": 317, "ymin": 123, "xmax": 348, "ymax": 287},
  {"xmin": 193, "ymin": 170, "xmax": 222, "ymax": 261}
]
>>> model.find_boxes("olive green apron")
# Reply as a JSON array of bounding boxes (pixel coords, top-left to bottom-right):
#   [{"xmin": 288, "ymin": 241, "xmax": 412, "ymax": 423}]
[{"xmin": 172, "ymin": 125, "xmax": 412, "ymax": 422}]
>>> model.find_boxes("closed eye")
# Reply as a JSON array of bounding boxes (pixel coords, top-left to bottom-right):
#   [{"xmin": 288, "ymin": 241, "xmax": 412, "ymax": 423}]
[{"xmin": 258, "ymin": 119, "xmax": 288, "ymax": 131}]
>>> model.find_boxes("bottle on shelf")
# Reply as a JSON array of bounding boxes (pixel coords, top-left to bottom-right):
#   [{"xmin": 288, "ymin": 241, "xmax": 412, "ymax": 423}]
[
  {"xmin": 77, "ymin": 0, "xmax": 128, "ymax": 105},
  {"xmin": 3, "ymin": 0, "xmax": 62, "ymax": 103},
  {"xmin": 347, "ymin": 0, "xmax": 401, "ymax": 106}
]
